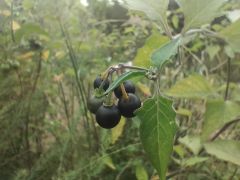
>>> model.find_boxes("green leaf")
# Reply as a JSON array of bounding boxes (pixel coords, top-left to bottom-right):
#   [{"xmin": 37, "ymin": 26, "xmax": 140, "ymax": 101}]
[
  {"xmin": 104, "ymin": 70, "xmax": 146, "ymax": 95},
  {"xmin": 181, "ymin": 157, "xmax": 208, "ymax": 167},
  {"xmin": 179, "ymin": 135, "xmax": 202, "ymax": 155},
  {"xmin": 204, "ymin": 140, "xmax": 240, "ymax": 166},
  {"xmin": 15, "ymin": 23, "xmax": 49, "ymax": 42},
  {"xmin": 134, "ymin": 33, "xmax": 169, "ymax": 68},
  {"xmin": 178, "ymin": 0, "xmax": 226, "ymax": 32},
  {"xmin": 219, "ymin": 19, "xmax": 240, "ymax": 53},
  {"xmin": 165, "ymin": 75, "xmax": 214, "ymax": 99},
  {"xmin": 101, "ymin": 155, "xmax": 116, "ymax": 170},
  {"xmin": 136, "ymin": 96, "xmax": 177, "ymax": 180},
  {"xmin": 135, "ymin": 165, "xmax": 148, "ymax": 180},
  {"xmin": 151, "ymin": 37, "xmax": 181, "ymax": 68},
  {"xmin": 124, "ymin": 0, "xmax": 169, "ymax": 22},
  {"xmin": 201, "ymin": 100, "xmax": 240, "ymax": 141},
  {"xmin": 111, "ymin": 117, "xmax": 126, "ymax": 144}
]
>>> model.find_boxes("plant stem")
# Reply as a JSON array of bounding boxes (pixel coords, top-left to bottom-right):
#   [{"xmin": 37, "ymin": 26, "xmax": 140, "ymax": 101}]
[
  {"xmin": 58, "ymin": 82, "xmax": 71, "ymax": 130},
  {"xmin": 224, "ymin": 58, "xmax": 231, "ymax": 101},
  {"xmin": 210, "ymin": 118, "xmax": 240, "ymax": 141},
  {"xmin": 25, "ymin": 51, "xmax": 42, "ymax": 169},
  {"xmin": 10, "ymin": 2, "xmax": 15, "ymax": 43},
  {"xmin": 120, "ymin": 83, "xmax": 129, "ymax": 100},
  {"xmin": 118, "ymin": 64, "xmax": 148, "ymax": 71},
  {"xmin": 58, "ymin": 19, "xmax": 93, "ymax": 151}
]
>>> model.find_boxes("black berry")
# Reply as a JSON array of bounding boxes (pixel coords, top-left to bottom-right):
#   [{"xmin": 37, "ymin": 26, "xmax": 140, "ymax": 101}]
[
  {"xmin": 118, "ymin": 93, "xmax": 141, "ymax": 118},
  {"xmin": 95, "ymin": 105, "xmax": 121, "ymax": 129},
  {"xmin": 87, "ymin": 96, "xmax": 104, "ymax": 114},
  {"xmin": 93, "ymin": 76, "xmax": 110, "ymax": 91},
  {"xmin": 114, "ymin": 80, "xmax": 135, "ymax": 98}
]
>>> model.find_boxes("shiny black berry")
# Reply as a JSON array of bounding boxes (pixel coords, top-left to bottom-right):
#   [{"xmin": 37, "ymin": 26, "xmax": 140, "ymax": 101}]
[
  {"xmin": 93, "ymin": 76, "xmax": 110, "ymax": 91},
  {"xmin": 118, "ymin": 93, "xmax": 141, "ymax": 118},
  {"xmin": 114, "ymin": 80, "xmax": 135, "ymax": 98},
  {"xmin": 87, "ymin": 96, "xmax": 104, "ymax": 114},
  {"xmin": 95, "ymin": 105, "xmax": 121, "ymax": 129}
]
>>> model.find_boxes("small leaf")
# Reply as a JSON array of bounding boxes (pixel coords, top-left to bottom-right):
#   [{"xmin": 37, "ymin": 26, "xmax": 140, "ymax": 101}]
[
  {"xmin": 111, "ymin": 117, "xmax": 126, "ymax": 144},
  {"xmin": 219, "ymin": 19, "xmax": 240, "ymax": 53},
  {"xmin": 181, "ymin": 157, "xmax": 208, "ymax": 167},
  {"xmin": 173, "ymin": 145, "xmax": 185, "ymax": 158},
  {"xmin": 102, "ymin": 155, "xmax": 116, "ymax": 170},
  {"xmin": 204, "ymin": 140, "xmax": 240, "ymax": 166},
  {"xmin": 179, "ymin": 135, "xmax": 202, "ymax": 155},
  {"xmin": 135, "ymin": 165, "xmax": 148, "ymax": 180},
  {"xmin": 134, "ymin": 32, "xmax": 169, "ymax": 68},
  {"xmin": 104, "ymin": 71, "xmax": 146, "ymax": 95},
  {"xmin": 201, "ymin": 100, "xmax": 240, "ymax": 141},
  {"xmin": 151, "ymin": 37, "xmax": 181, "ymax": 68},
  {"xmin": 178, "ymin": 0, "xmax": 227, "ymax": 32},
  {"xmin": 165, "ymin": 75, "xmax": 214, "ymax": 99},
  {"xmin": 136, "ymin": 96, "xmax": 177, "ymax": 180}
]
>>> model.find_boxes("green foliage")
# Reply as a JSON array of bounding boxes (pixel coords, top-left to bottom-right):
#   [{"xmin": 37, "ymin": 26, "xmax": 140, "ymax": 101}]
[
  {"xmin": 134, "ymin": 32, "xmax": 169, "ymax": 67},
  {"xmin": 125, "ymin": 0, "xmax": 169, "ymax": 21},
  {"xmin": 204, "ymin": 140, "xmax": 240, "ymax": 166},
  {"xmin": 165, "ymin": 75, "xmax": 215, "ymax": 98},
  {"xmin": 1, "ymin": 0, "xmax": 240, "ymax": 179},
  {"xmin": 219, "ymin": 19, "xmax": 240, "ymax": 52},
  {"xmin": 151, "ymin": 37, "xmax": 181, "ymax": 68},
  {"xmin": 136, "ymin": 96, "xmax": 177, "ymax": 180},
  {"xmin": 202, "ymin": 99, "xmax": 240, "ymax": 141},
  {"xmin": 178, "ymin": 0, "xmax": 227, "ymax": 32},
  {"xmin": 104, "ymin": 70, "xmax": 146, "ymax": 95}
]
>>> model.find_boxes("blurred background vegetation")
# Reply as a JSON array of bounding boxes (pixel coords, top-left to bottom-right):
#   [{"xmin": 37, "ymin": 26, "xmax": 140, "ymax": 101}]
[{"xmin": 0, "ymin": 0, "xmax": 239, "ymax": 179}]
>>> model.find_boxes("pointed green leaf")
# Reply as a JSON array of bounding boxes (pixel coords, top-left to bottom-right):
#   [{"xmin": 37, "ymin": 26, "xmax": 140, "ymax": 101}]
[
  {"xmin": 136, "ymin": 96, "xmax": 177, "ymax": 180},
  {"xmin": 179, "ymin": 135, "xmax": 202, "ymax": 155},
  {"xmin": 204, "ymin": 140, "xmax": 240, "ymax": 166},
  {"xmin": 134, "ymin": 33, "xmax": 169, "ymax": 68},
  {"xmin": 104, "ymin": 70, "xmax": 146, "ymax": 95},
  {"xmin": 151, "ymin": 37, "xmax": 181, "ymax": 68},
  {"xmin": 124, "ymin": 0, "xmax": 169, "ymax": 21},
  {"xmin": 201, "ymin": 100, "xmax": 240, "ymax": 141},
  {"xmin": 219, "ymin": 19, "xmax": 240, "ymax": 53},
  {"xmin": 165, "ymin": 75, "xmax": 214, "ymax": 99},
  {"xmin": 102, "ymin": 155, "xmax": 116, "ymax": 170},
  {"xmin": 181, "ymin": 157, "xmax": 208, "ymax": 167},
  {"xmin": 178, "ymin": 0, "xmax": 226, "ymax": 32}
]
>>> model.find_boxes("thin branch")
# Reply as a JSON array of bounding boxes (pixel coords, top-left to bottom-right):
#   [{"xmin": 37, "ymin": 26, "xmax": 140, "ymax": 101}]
[
  {"xmin": 58, "ymin": 19, "xmax": 94, "ymax": 151},
  {"xmin": 224, "ymin": 58, "xmax": 231, "ymax": 101},
  {"xmin": 198, "ymin": 118, "xmax": 240, "ymax": 155},
  {"xmin": 210, "ymin": 60, "xmax": 228, "ymax": 72},
  {"xmin": 210, "ymin": 118, "xmax": 240, "ymax": 141},
  {"xmin": 58, "ymin": 82, "xmax": 71, "ymax": 129},
  {"xmin": 182, "ymin": 45, "xmax": 203, "ymax": 64},
  {"xmin": 115, "ymin": 161, "xmax": 132, "ymax": 180}
]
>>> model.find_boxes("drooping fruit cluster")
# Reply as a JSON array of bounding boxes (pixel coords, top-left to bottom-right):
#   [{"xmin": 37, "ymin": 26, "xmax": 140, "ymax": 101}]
[{"xmin": 87, "ymin": 74, "xmax": 142, "ymax": 129}]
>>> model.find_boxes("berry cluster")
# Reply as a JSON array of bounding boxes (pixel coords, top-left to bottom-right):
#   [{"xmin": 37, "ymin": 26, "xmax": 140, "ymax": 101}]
[{"xmin": 87, "ymin": 75, "xmax": 141, "ymax": 129}]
